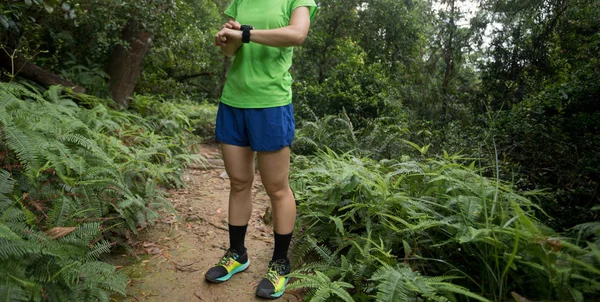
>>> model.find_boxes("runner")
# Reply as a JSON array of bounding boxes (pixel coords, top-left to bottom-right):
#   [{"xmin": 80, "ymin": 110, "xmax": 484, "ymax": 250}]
[{"xmin": 205, "ymin": 0, "xmax": 317, "ymax": 299}]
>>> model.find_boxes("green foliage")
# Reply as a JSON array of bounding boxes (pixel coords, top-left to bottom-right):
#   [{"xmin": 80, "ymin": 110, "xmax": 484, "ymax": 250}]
[
  {"xmin": 287, "ymin": 271, "xmax": 354, "ymax": 302},
  {"xmin": 0, "ymin": 83, "xmax": 209, "ymax": 300},
  {"xmin": 59, "ymin": 55, "xmax": 111, "ymax": 98},
  {"xmin": 290, "ymin": 150, "xmax": 600, "ymax": 301},
  {"xmin": 294, "ymin": 112, "xmax": 416, "ymax": 161},
  {"xmin": 357, "ymin": 0, "xmax": 429, "ymax": 77},
  {"xmin": 294, "ymin": 38, "xmax": 400, "ymax": 125},
  {"xmin": 0, "ymin": 1, "xmax": 66, "ymax": 35},
  {"xmin": 129, "ymin": 94, "xmax": 217, "ymax": 142},
  {"xmin": 481, "ymin": 0, "xmax": 600, "ymax": 229},
  {"xmin": 371, "ymin": 264, "xmax": 490, "ymax": 302},
  {"xmin": 1, "ymin": 0, "xmax": 225, "ymax": 100},
  {"xmin": 0, "ymin": 170, "xmax": 127, "ymax": 301},
  {"xmin": 136, "ymin": 0, "xmax": 226, "ymax": 99}
]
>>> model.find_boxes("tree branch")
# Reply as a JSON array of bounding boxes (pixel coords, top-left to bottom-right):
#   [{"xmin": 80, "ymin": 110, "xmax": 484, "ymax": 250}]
[
  {"xmin": 0, "ymin": 47, "xmax": 86, "ymax": 93},
  {"xmin": 175, "ymin": 72, "xmax": 213, "ymax": 81}
]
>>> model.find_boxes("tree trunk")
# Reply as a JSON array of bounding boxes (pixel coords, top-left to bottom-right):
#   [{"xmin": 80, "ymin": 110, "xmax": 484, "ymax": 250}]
[
  {"xmin": 212, "ymin": 56, "xmax": 231, "ymax": 99},
  {"xmin": 441, "ymin": 0, "xmax": 456, "ymax": 121},
  {"xmin": 0, "ymin": 48, "xmax": 85, "ymax": 93},
  {"xmin": 107, "ymin": 20, "xmax": 152, "ymax": 109}
]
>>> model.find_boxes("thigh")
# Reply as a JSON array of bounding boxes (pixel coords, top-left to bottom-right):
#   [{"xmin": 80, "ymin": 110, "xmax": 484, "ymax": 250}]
[
  {"xmin": 221, "ymin": 143, "xmax": 255, "ymax": 185},
  {"xmin": 257, "ymin": 147, "xmax": 291, "ymax": 194}
]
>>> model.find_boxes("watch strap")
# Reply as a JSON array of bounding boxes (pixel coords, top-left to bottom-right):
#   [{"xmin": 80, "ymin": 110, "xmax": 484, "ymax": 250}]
[{"xmin": 241, "ymin": 25, "xmax": 253, "ymax": 43}]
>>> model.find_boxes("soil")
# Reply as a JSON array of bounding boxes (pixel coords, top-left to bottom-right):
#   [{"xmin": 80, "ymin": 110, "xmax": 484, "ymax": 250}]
[{"xmin": 112, "ymin": 144, "xmax": 302, "ymax": 302}]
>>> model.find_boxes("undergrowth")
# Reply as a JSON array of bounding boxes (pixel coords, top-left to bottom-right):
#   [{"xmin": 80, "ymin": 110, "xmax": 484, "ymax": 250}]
[
  {"xmin": 0, "ymin": 83, "xmax": 212, "ymax": 301},
  {"xmin": 289, "ymin": 149, "xmax": 600, "ymax": 301}
]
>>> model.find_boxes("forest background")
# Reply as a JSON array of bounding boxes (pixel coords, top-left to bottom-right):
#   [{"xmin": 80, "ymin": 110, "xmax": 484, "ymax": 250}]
[{"xmin": 0, "ymin": 0, "xmax": 598, "ymax": 301}]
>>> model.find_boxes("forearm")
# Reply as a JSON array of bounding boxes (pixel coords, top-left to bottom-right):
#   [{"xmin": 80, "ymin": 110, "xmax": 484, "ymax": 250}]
[
  {"xmin": 215, "ymin": 7, "xmax": 311, "ymax": 49},
  {"xmin": 250, "ymin": 26, "xmax": 307, "ymax": 47}
]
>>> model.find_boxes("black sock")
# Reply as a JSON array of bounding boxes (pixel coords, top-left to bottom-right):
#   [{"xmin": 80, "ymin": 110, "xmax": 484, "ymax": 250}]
[
  {"xmin": 229, "ymin": 224, "xmax": 247, "ymax": 254},
  {"xmin": 272, "ymin": 231, "xmax": 293, "ymax": 261}
]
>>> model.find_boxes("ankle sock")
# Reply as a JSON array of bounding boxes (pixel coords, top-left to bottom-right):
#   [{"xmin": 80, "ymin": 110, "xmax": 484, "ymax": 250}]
[
  {"xmin": 272, "ymin": 231, "xmax": 293, "ymax": 261},
  {"xmin": 228, "ymin": 224, "xmax": 247, "ymax": 254}
]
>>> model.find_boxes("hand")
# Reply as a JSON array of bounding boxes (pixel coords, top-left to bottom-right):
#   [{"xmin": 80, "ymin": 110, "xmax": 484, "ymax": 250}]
[
  {"xmin": 221, "ymin": 20, "xmax": 241, "ymax": 30},
  {"xmin": 214, "ymin": 28, "xmax": 243, "ymax": 47}
]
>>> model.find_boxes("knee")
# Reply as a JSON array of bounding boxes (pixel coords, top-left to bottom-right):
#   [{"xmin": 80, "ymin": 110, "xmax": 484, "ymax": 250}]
[
  {"xmin": 264, "ymin": 183, "xmax": 292, "ymax": 202},
  {"xmin": 230, "ymin": 176, "xmax": 254, "ymax": 193}
]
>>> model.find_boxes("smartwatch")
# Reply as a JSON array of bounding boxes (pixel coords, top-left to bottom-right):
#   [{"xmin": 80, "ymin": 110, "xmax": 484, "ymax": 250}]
[{"xmin": 241, "ymin": 25, "xmax": 253, "ymax": 43}]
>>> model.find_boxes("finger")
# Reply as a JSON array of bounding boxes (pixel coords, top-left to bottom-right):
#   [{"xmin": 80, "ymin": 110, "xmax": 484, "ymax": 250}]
[{"xmin": 228, "ymin": 20, "xmax": 241, "ymax": 30}]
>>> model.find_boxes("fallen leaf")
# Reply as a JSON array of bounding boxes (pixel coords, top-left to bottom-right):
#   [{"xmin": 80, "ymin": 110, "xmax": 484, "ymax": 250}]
[
  {"xmin": 511, "ymin": 292, "xmax": 532, "ymax": 302},
  {"xmin": 142, "ymin": 242, "xmax": 157, "ymax": 248},
  {"xmin": 45, "ymin": 227, "xmax": 76, "ymax": 239}
]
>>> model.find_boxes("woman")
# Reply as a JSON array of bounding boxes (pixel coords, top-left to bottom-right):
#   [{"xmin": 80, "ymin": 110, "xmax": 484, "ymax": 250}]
[{"xmin": 204, "ymin": 0, "xmax": 317, "ymax": 299}]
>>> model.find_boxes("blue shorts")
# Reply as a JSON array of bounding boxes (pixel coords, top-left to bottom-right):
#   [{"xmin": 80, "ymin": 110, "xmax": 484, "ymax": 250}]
[{"xmin": 215, "ymin": 102, "xmax": 295, "ymax": 152}]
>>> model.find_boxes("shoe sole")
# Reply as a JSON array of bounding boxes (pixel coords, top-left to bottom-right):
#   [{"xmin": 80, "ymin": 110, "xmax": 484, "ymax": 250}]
[
  {"xmin": 205, "ymin": 260, "xmax": 250, "ymax": 283},
  {"xmin": 255, "ymin": 277, "xmax": 289, "ymax": 300}
]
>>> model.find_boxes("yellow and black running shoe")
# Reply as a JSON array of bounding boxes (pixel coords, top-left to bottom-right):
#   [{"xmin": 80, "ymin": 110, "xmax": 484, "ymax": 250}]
[
  {"xmin": 205, "ymin": 249, "xmax": 250, "ymax": 283},
  {"xmin": 255, "ymin": 259, "xmax": 291, "ymax": 299}
]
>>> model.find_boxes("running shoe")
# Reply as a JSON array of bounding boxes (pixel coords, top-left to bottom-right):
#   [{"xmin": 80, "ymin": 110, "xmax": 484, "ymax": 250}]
[
  {"xmin": 255, "ymin": 258, "xmax": 291, "ymax": 299},
  {"xmin": 205, "ymin": 249, "xmax": 250, "ymax": 283}
]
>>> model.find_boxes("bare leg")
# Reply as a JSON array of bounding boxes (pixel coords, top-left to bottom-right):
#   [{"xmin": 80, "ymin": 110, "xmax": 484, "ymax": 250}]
[
  {"xmin": 221, "ymin": 144, "xmax": 255, "ymax": 226},
  {"xmin": 204, "ymin": 144, "xmax": 254, "ymax": 283},
  {"xmin": 257, "ymin": 147, "xmax": 295, "ymax": 234}
]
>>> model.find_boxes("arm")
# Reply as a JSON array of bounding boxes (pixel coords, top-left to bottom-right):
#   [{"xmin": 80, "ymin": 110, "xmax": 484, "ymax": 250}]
[
  {"xmin": 250, "ymin": 7, "xmax": 312, "ymax": 47},
  {"xmin": 215, "ymin": 7, "xmax": 312, "ymax": 48}
]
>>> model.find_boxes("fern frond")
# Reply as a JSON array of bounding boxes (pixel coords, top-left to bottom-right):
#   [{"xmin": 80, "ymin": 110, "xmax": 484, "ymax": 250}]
[
  {"xmin": 0, "ymin": 239, "xmax": 41, "ymax": 260},
  {"xmin": 0, "ymin": 170, "xmax": 13, "ymax": 195},
  {"xmin": 0, "ymin": 225, "xmax": 21, "ymax": 241},
  {"xmin": 47, "ymin": 197, "xmax": 76, "ymax": 228},
  {"xmin": 434, "ymin": 284, "xmax": 491, "ymax": 302},
  {"xmin": 0, "ymin": 283, "xmax": 31, "ymax": 302},
  {"xmin": 1, "ymin": 124, "xmax": 43, "ymax": 174},
  {"xmin": 86, "ymin": 240, "xmax": 112, "ymax": 261},
  {"xmin": 60, "ymin": 223, "xmax": 101, "ymax": 246}
]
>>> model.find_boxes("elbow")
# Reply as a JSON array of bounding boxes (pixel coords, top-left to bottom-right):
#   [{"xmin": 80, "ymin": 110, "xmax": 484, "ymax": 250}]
[
  {"xmin": 293, "ymin": 34, "xmax": 307, "ymax": 46},
  {"xmin": 290, "ymin": 28, "xmax": 308, "ymax": 46}
]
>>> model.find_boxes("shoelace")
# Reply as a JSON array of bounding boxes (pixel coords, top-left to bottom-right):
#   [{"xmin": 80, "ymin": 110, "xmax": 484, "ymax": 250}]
[
  {"xmin": 218, "ymin": 250, "xmax": 238, "ymax": 266},
  {"xmin": 266, "ymin": 259, "xmax": 288, "ymax": 283}
]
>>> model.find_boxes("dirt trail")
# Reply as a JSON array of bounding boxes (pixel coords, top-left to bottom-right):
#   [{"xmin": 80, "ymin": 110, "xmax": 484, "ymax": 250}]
[{"xmin": 114, "ymin": 144, "xmax": 301, "ymax": 302}]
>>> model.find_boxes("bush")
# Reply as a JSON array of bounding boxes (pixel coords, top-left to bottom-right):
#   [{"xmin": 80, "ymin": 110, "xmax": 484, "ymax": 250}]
[
  {"xmin": 293, "ymin": 112, "xmax": 417, "ymax": 161},
  {"xmin": 0, "ymin": 83, "xmax": 207, "ymax": 300},
  {"xmin": 289, "ymin": 150, "xmax": 600, "ymax": 301}
]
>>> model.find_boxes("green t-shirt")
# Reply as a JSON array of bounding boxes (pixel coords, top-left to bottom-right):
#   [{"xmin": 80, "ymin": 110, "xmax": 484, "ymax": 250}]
[{"xmin": 221, "ymin": 0, "xmax": 317, "ymax": 109}]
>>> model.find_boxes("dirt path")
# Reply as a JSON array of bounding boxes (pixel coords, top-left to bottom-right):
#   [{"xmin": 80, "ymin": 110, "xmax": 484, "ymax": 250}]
[{"xmin": 114, "ymin": 144, "xmax": 301, "ymax": 302}]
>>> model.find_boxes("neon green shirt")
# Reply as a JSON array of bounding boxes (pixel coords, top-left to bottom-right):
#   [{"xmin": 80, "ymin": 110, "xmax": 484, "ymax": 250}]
[{"xmin": 221, "ymin": 0, "xmax": 317, "ymax": 109}]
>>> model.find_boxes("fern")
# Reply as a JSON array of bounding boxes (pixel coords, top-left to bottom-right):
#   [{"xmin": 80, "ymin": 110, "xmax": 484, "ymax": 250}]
[
  {"xmin": 0, "ymin": 239, "xmax": 41, "ymax": 259},
  {"xmin": 371, "ymin": 264, "xmax": 490, "ymax": 302},
  {"xmin": 287, "ymin": 271, "xmax": 354, "ymax": 302},
  {"xmin": 46, "ymin": 197, "xmax": 76, "ymax": 227},
  {"xmin": 290, "ymin": 148, "xmax": 600, "ymax": 301},
  {"xmin": 0, "ymin": 83, "xmax": 213, "ymax": 301}
]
